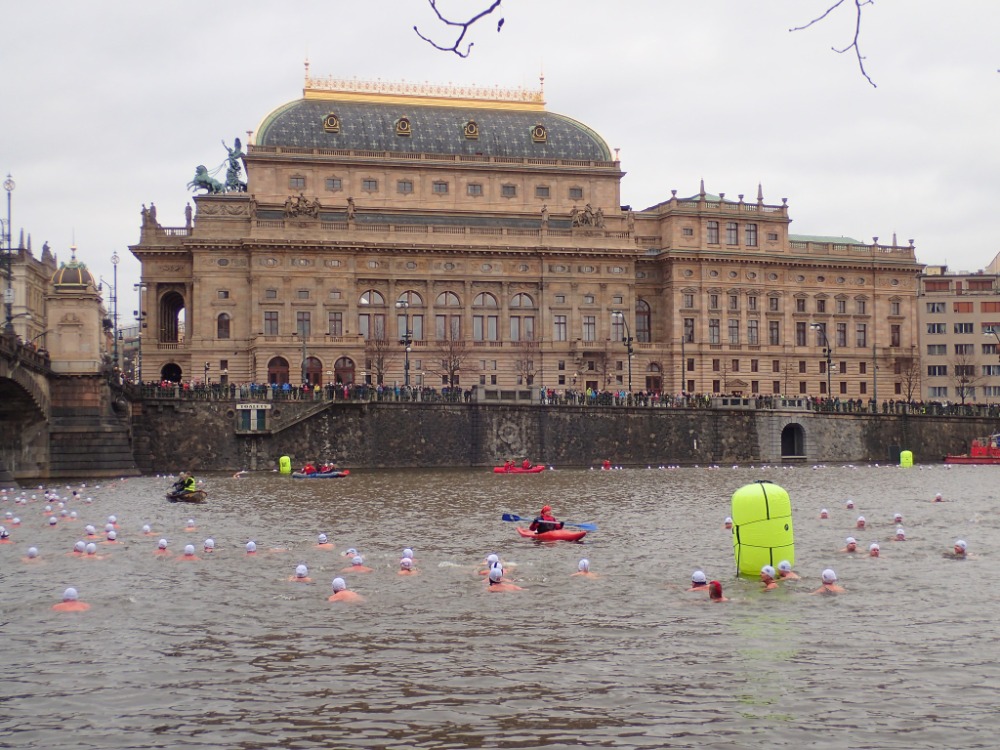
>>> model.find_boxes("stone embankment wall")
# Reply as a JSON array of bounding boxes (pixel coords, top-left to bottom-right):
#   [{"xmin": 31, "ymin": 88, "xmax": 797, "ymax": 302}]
[{"xmin": 132, "ymin": 400, "xmax": 995, "ymax": 473}]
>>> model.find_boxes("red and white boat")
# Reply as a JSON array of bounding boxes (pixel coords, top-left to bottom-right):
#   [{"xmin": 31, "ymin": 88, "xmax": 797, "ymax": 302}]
[{"xmin": 945, "ymin": 434, "xmax": 1000, "ymax": 464}]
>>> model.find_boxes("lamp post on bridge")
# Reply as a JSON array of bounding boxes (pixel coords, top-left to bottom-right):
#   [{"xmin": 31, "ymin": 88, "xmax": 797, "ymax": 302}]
[
  {"xmin": 134, "ymin": 282, "xmax": 148, "ymax": 383},
  {"xmin": 810, "ymin": 322, "xmax": 833, "ymax": 399},
  {"xmin": 611, "ymin": 310, "xmax": 634, "ymax": 394},
  {"xmin": 396, "ymin": 300, "xmax": 412, "ymax": 387},
  {"xmin": 3, "ymin": 174, "xmax": 15, "ymax": 337}
]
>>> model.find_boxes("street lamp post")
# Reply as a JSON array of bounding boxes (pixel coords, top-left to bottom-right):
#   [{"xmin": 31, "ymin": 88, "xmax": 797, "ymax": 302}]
[
  {"xmin": 396, "ymin": 300, "xmax": 412, "ymax": 387},
  {"xmin": 611, "ymin": 311, "xmax": 634, "ymax": 394},
  {"xmin": 3, "ymin": 174, "xmax": 15, "ymax": 337},
  {"xmin": 810, "ymin": 323, "xmax": 833, "ymax": 399},
  {"xmin": 110, "ymin": 251, "xmax": 120, "ymax": 368},
  {"xmin": 134, "ymin": 282, "xmax": 148, "ymax": 383}
]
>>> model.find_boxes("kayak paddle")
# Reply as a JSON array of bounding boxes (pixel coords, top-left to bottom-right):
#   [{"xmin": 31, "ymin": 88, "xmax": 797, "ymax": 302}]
[{"xmin": 501, "ymin": 512, "xmax": 597, "ymax": 532}]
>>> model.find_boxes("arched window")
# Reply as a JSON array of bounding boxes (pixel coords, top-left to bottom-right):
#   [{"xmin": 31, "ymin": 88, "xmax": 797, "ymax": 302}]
[
  {"xmin": 217, "ymin": 313, "xmax": 231, "ymax": 340},
  {"xmin": 396, "ymin": 290, "xmax": 423, "ymax": 307},
  {"xmin": 334, "ymin": 356, "xmax": 356, "ymax": 385},
  {"xmin": 636, "ymin": 299, "xmax": 651, "ymax": 343},
  {"xmin": 473, "ymin": 292, "xmax": 498, "ymax": 308},
  {"xmin": 267, "ymin": 357, "xmax": 290, "ymax": 386},
  {"xmin": 436, "ymin": 291, "xmax": 461, "ymax": 307},
  {"xmin": 510, "ymin": 293, "xmax": 535, "ymax": 308},
  {"xmin": 396, "ymin": 290, "xmax": 425, "ymax": 341},
  {"xmin": 360, "ymin": 289, "xmax": 385, "ymax": 306},
  {"xmin": 473, "ymin": 292, "xmax": 499, "ymax": 341}
]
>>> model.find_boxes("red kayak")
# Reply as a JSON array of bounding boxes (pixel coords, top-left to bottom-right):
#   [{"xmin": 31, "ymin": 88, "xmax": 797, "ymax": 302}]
[
  {"xmin": 493, "ymin": 466, "xmax": 546, "ymax": 474},
  {"xmin": 516, "ymin": 527, "xmax": 587, "ymax": 542}
]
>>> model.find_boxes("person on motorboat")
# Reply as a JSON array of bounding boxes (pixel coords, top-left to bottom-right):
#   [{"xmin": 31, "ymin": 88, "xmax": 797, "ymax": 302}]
[
  {"xmin": 301, "ymin": 463, "xmax": 318, "ymax": 475},
  {"xmin": 529, "ymin": 505, "xmax": 564, "ymax": 534}
]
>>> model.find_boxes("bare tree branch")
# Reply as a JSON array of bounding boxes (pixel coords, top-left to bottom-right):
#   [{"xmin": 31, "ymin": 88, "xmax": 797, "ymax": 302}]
[
  {"xmin": 414, "ymin": 0, "xmax": 503, "ymax": 58},
  {"xmin": 790, "ymin": 0, "xmax": 877, "ymax": 88}
]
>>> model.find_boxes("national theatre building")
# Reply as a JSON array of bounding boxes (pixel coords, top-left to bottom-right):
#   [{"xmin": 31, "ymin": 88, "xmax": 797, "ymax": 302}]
[{"xmin": 130, "ymin": 73, "xmax": 922, "ymax": 399}]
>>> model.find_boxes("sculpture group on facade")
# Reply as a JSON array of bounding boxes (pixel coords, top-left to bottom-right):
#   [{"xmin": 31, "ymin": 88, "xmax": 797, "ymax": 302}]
[
  {"xmin": 570, "ymin": 203, "xmax": 605, "ymax": 228},
  {"xmin": 284, "ymin": 193, "xmax": 322, "ymax": 219},
  {"xmin": 187, "ymin": 138, "xmax": 247, "ymax": 195}
]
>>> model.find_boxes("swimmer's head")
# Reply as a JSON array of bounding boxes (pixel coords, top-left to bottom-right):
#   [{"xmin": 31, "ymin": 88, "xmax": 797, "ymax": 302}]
[
  {"xmin": 845, "ymin": 536, "xmax": 857, "ymax": 547},
  {"xmin": 186, "ymin": 519, "xmax": 195, "ymax": 527},
  {"xmin": 74, "ymin": 541, "xmax": 86, "ymax": 553},
  {"xmin": 955, "ymin": 540, "xmax": 967, "ymax": 552},
  {"xmin": 820, "ymin": 508, "xmax": 829, "ymax": 518},
  {"xmin": 761, "ymin": 565, "xmax": 776, "ymax": 580},
  {"xmin": 142, "ymin": 524, "xmax": 151, "ymax": 534},
  {"xmin": 402, "ymin": 548, "xmax": 414, "ymax": 559},
  {"xmin": 345, "ymin": 548, "xmax": 358, "ymax": 557},
  {"xmin": 691, "ymin": 570, "xmax": 707, "ymax": 585},
  {"xmin": 709, "ymin": 580, "xmax": 723, "ymax": 599},
  {"xmin": 246, "ymin": 541, "xmax": 257, "ymax": 554},
  {"xmin": 48, "ymin": 517, "xmax": 57, "ymax": 526},
  {"xmin": 331, "ymin": 577, "xmax": 346, "ymax": 592},
  {"xmin": 856, "ymin": 516, "xmax": 866, "ymax": 528},
  {"xmin": 488, "ymin": 566, "xmax": 503, "ymax": 583},
  {"xmin": 896, "ymin": 527, "xmax": 906, "ymax": 540},
  {"xmin": 352, "ymin": 555, "xmax": 364, "ymax": 566},
  {"xmin": 400, "ymin": 557, "xmax": 413, "ymax": 570},
  {"xmin": 846, "ymin": 499, "xmax": 855, "ymax": 508},
  {"xmin": 578, "ymin": 558, "xmax": 590, "ymax": 573},
  {"xmin": 85, "ymin": 525, "xmax": 96, "ymax": 536},
  {"xmin": 108, "ymin": 515, "xmax": 117, "ymax": 524},
  {"xmin": 204, "ymin": 538, "xmax": 215, "ymax": 550},
  {"xmin": 724, "ymin": 516, "xmax": 733, "ymax": 528},
  {"xmin": 184, "ymin": 544, "xmax": 195, "ymax": 556},
  {"xmin": 778, "ymin": 560, "xmax": 792, "ymax": 573},
  {"xmin": 295, "ymin": 564, "xmax": 308, "ymax": 578},
  {"xmin": 935, "ymin": 493, "xmax": 942, "ymax": 500},
  {"xmin": 27, "ymin": 547, "xmax": 38, "ymax": 559},
  {"xmin": 486, "ymin": 554, "xmax": 499, "ymax": 565},
  {"xmin": 822, "ymin": 569, "xmax": 838, "ymax": 584},
  {"xmin": 317, "ymin": 534, "xmax": 328, "ymax": 545},
  {"xmin": 893, "ymin": 513, "xmax": 903, "ymax": 523},
  {"xmin": 869, "ymin": 542, "xmax": 880, "ymax": 556},
  {"xmin": 158, "ymin": 538, "xmax": 168, "ymax": 550},
  {"xmin": 106, "ymin": 530, "xmax": 117, "ymax": 541},
  {"xmin": 104, "ymin": 523, "xmax": 114, "ymax": 533},
  {"xmin": 85, "ymin": 543, "xmax": 97, "ymax": 555},
  {"xmin": 0, "ymin": 528, "xmax": 8, "ymax": 539},
  {"xmin": 63, "ymin": 587, "xmax": 79, "ymax": 602}
]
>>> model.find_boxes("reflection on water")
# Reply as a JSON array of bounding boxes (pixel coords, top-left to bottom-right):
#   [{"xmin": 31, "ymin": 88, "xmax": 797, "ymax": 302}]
[{"xmin": 2, "ymin": 464, "xmax": 999, "ymax": 749}]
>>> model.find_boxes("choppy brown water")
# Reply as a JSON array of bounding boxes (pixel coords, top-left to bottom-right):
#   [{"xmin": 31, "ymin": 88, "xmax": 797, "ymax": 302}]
[{"xmin": 1, "ymin": 463, "xmax": 998, "ymax": 749}]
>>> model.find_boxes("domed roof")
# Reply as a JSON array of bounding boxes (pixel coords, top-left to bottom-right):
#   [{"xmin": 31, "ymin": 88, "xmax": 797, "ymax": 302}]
[
  {"xmin": 255, "ymin": 80, "xmax": 613, "ymax": 162},
  {"xmin": 51, "ymin": 247, "xmax": 96, "ymax": 290}
]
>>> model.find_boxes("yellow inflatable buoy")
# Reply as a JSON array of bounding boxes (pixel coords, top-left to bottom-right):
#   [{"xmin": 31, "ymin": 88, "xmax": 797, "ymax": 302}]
[
  {"xmin": 899, "ymin": 450, "xmax": 913, "ymax": 468},
  {"xmin": 278, "ymin": 455, "xmax": 292, "ymax": 475},
  {"xmin": 731, "ymin": 480, "xmax": 794, "ymax": 576}
]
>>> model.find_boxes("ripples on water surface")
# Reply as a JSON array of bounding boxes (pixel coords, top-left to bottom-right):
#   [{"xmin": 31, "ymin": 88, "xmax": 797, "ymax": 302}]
[{"xmin": 2, "ymin": 463, "xmax": 998, "ymax": 749}]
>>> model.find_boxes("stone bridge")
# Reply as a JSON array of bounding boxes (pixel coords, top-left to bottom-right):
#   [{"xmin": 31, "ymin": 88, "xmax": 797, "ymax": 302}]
[{"xmin": 0, "ymin": 335, "xmax": 52, "ymax": 483}]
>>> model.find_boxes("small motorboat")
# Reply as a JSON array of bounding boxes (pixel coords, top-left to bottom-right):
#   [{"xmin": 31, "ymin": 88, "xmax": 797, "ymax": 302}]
[
  {"xmin": 493, "ymin": 465, "xmax": 546, "ymax": 474},
  {"xmin": 945, "ymin": 433, "xmax": 1000, "ymax": 464},
  {"xmin": 291, "ymin": 470, "xmax": 351, "ymax": 479},
  {"xmin": 166, "ymin": 489, "xmax": 207, "ymax": 503}
]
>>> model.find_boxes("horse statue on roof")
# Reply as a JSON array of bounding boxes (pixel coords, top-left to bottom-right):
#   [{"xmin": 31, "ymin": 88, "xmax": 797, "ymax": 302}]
[{"xmin": 187, "ymin": 165, "xmax": 225, "ymax": 195}]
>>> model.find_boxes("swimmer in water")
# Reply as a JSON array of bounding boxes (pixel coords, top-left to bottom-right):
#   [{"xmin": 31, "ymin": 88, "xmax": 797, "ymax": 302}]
[
  {"xmin": 724, "ymin": 517, "xmax": 733, "ymax": 530},
  {"xmin": 154, "ymin": 539, "xmax": 171, "ymax": 557},
  {"xmin": 845, "ymin": 499, "xmax": 855, "ymax": 509},
  {"xmin": 572, "ymin": 558, "xmax": 597, "ymax": 577},
  {"xmin": 479, "ymin": 553, "xmax": 501, "ymax": 576},
  {"xmin": 933, "ymin": 493, "xmax": 944, "ymax": 503},
  {"xmin": 142, "ymin": 524, "xmax": 154, "ymax": 536},
  {"xmin": 869, "ymin": 542, "xmax": 880, "ymax": 558},
  {"xmin": 83, "ymin": 542, "xmax": 105, "ymax": 560},
  {"xmin": 246, "ymin": 541, "xmax": 258, "ymax": 555},
  {"xmin": 328, "ymin": 577, "xmax": 363, "ymax": 603},
  {"xmin": 203, "ymin": 538, "xmax": 215, "ymax": 554},
  {"xmin": 893, "ymin": 513, "xmax": 903, "ymax": 525},
  {"xmin": 22, "ymin": 546, "xmax": 41, "ymax": 563},
  {"xmin": 777, "ymin": 560, "xmax": 800, "ymax": 580},
  {"xmin": 101, "ymin": 530, "xmax": 119, "ymax": 545},
  {"xmin": 811, "ymin": 568, "xmax": 846, "ymax": 595},
  {"xmin": 760, "ymin": 565, "xmax": 778, "ymax": 590},
  {"xmin": 398, "ymin": 557, "xmax": 417, "ymax": 575},
  {"xmin": 69, "ymin": 540, "xmax": 86, "ymax": 556},
  {"xmin": 343, "ymin": 555, "xmax": 373, "ymax": 573},
  {"xmin": 487, "ymin": 565, "xmax": 523, "ymax": 592},
  {"xmin": 708, "ymin": 580, "xmax": 729, "ymax": 602},
  {"xmin": 107, "ymin": 515, "xmax": 119, "ymax": 529},
  {"xmin": 52, "ymin": 587, "xmax": 90, "ymax": 612},
  {"xmin": 944, "ymin": 540, "xmax": 968, "ymax": 559},
  {"xmin": 85, "ymin": 525, "xmax": 97, "ymax": 538},
  {"xmin": 0, "ymin": 528, "xmax": 11, "ymax": 544},
  {"xmin": 402, "ymin": 547, "xmax": 415, "ymax": 562},
  {"xmin": 819, "ymin": 508, "xmax": 829, "ymax": 519},
  {"xmin": 840, "ymin": 536, "xmax": 858, "ymax": 553},
  {"xmin": 893, "ymin": 527, "xmax": 906, "ymax": 542},
  {"xmin": 177, "ymin": 544, "xmax": 199, "ymax": 562},
  {"xmin": 315, "ymin": 533, "xmax": 333, "ymax": 549},
  {"xmin": 856, "ymin": 516, "xmax": 866, "ymax": 530},
  {"xmin": 342, "ymin": 547, "xmax": 358, "ymax": 558},
  {"xmin": 185, "ymin": 519, "xmax": 196, "ymax": 532},
  {"xmin": 289, "ymin": 563, "xmax": 312, "ymax": 582},
  {"xmin": 687, "ymin": 570, "xmax": 709, "ymax": 591}
]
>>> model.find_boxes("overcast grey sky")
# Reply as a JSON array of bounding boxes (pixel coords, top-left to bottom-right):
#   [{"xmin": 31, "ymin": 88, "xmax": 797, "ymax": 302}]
[{"xmin": 3, "ymin": 1, "xmax": 998, "ymax": 316}]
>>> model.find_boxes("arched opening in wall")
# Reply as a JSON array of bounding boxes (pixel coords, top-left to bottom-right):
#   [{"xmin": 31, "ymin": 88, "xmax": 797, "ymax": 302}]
[
  {"xmin": 160, "ymin": 362, "xmax": 182, "ymax": 383},
  {"xmin": 781, "ymin": 423, "xmax": 805, "ymax": 457},
  {"xmin": 158, "ymin": 291, "xmax": 186, "ymax": 343},
  {"xmin": 636, "ymin": 299, "xmax": 651, "ymax": 343},
  {"xmin": 268, "ymin": 357, "xmax": 290, "ymax": 385},
  {"xmin": 305, "ymin": 357, "xmax": 323, "ymax": 385},
  {"xmin": 334, "ymin": 356, "xmax": 356, "ymax": 384},
  {"xmin": 645, "ymin": 362, "xmax": 662, "ymax": 394}
]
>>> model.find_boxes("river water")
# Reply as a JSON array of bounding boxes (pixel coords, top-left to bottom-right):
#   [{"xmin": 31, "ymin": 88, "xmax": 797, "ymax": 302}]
[{"xmin": 1, "ymin": 463, "xmax": 996, "ymax": 749}]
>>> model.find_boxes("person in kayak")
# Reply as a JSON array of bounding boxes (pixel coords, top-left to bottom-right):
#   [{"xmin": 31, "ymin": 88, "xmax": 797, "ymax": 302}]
[
  {"xmin": 503, "ymin": 460, "xmax": 515, "ymax": 472},
  {"xmin": 530, "ymin": 505, "xmax": 564, "ymax": 534},
  {"xmin": 521, "ymin": 459, "xmax": 533, "ymax": 470},
  {"xmin": 301, "ymin": 463, "xmax": 318, "ymax": 475}
]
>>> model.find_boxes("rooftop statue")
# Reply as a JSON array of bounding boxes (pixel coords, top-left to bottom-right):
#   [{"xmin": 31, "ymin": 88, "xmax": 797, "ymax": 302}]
[
  {"xmin": 188, "ymin": 165, "xmax": 225, "ymax": 195},
  {"xmin": 222, "ymin": 138, "xmax": 247, "ymax": 193}
]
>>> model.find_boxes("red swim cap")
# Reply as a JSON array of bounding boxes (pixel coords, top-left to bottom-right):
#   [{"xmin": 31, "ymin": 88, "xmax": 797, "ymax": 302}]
[{"xmin": 541, "ymin": 505, "xmax": 552, "ymax": 513}]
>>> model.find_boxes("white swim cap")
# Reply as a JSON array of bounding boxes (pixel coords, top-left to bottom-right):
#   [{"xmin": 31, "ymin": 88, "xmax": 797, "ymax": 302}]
[
  {"xmin": 778, "ymin": 560, "xmax": 792, "ymax": 572},
  {"xmin": 691, "ymin": 570, "xmax": 707, "ymax": 584},
  {"xmin": 578, "ymin": 558, "xmax": 590, "ymax": 573},
  {"xmin": 332, "ymin": 577, "xmax": 346, "ymax": 592},
  {"xmin": 893, "ymin": 513, "xmax": 903, "ymax": 522},
  {"xmin": 108, "ymin": 515, "xmax": 117, "ymax": 524},
  {"xmin": 186, "ymin": 519, "xmax": 194, "ymax": 526},
  {"xmin": 403, "ymin": 548, "xmax": 414, "ymax": 558},
  {"xmin": 486, "ymin": 554, "xmax": 499, "ymax": 565},
  {"xmin": 846, "ymin": 499, "xmax": 855, "ymax": 507},
  {"xmin": 955, "ymin": 540, "xmax": 967, "ymax": 551},
  {"xmin": 846, "ymin": 536, "xmax": 856, "ymax": 545},
  {"xmin": 69, "ymin": 511, "xmax": 77, "ymax": 519},
  {"xmin": 158, "ymin": 539, "xmax": 168, "ymax": 549},
  {"xmin": 74, "ymin": 541, "xmax": 86, "ymax": 553},
  {"xmin": 352, "ymin": 555, "xmax": 364, "ymax": 565},
  {"xmin": 0, "ymin": 528, "xmax": 7, "ymax": 539},
  {"xmin": 11, "ymin": 518, "xmax": 19, "ymax": 525},
  {"xmin": 822, "ymin": 569, "xmax": 837, "ymax": 583},
  {"xmin": 820, "ymin": 508, "xmax": 829, "ymax": 515},
  {"xmin": 107, "ymin": 530, "xmax": 117, "ymax": 541},
  {"xmin": 44, "ymin": 505, "xmax": 52, "ymax": 513},
  {"xmin": 204, "ymin": 538, "xmax": 215, "ymax": 549},
  {"xmin": 142, "ymin": 524, "xmax": 151, "ymax": 533},
  {"xmin": 400, "ymin": 557, "xmax": 413, "ymax": 570},
  {"xmin": 869, "ymin": 542, "xmax": 880, "ymax": 552},
  {"xmin": 63, "ymin": 587, "xmax": 79, "ymax": 601},
  {"xmin": 184, "ymin": 544, "xmax": 195, "ymax": 556},
  {"xmin": 346, "ymin": 548, "xmax": 357, "ymax": 556},
  {"xmin": 318, "ymin": 534, "xmax": 328, "ymax": 544},
  {"xmin": 724, "ymin": 517, "xmax": 733, "ymax": 524},
  {"xmin": 59, "ymin": 509, "xmax": 68, "ymax": 517},
  {"xmin": 488, "ymin": 566, "xmax": 503, "ymax": 582},
  {"xmin": 48, "ymin": 517, "xmax": 57, "ymax": 526},
  {"xmin": 27, "ymin": 547, "xmax": 38, "ymax": 558},
  {"xmin": 857, "ymin": 516, "xmax": 865, "ymax": 523},
  {"xmin": 896, "ymin": 527, "xmax": 906, "ymax": 538},
  {"xmin": 85, "ymin": 525, "xmax": 96, "ymax": 535},
  {"xmin": 761, "ymin": 565, "xmax": 776, "ymax": 578},
  {"xmin": 85, "ymin": 542, "xmax": 97, "ymax": 554},
  {"xmin": 104, "ymin": 523, "xmax": 114, "ymax": 532},
  {"xmin": 295, "ymin": 564, "xmax": 308, "ymax": 577},
  {"xmin": 246, "ymin": 541, "xmax": 257, "ymax": 553}
]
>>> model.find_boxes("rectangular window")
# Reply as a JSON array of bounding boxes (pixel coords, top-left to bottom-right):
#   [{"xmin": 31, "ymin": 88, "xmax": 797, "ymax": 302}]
[
  {"xmin": 795, "ymin": 322, "xmax": 807, "ymax": 346},
  {"xmin": 263, "ymin": 311, "xmax": 279, "ymax": 336},
  {"xmin": 555, "ymin": 295, "xmax": 566, "ymax": 304},
  {"xmin": 362, "ymin": 178, "xmax": 378, "ymax": 192},
  {"xmin": 799, "ymin": 360, "xmax": 807, "ymax": 374},
  {"xmin": 501, "ymin": 184, "xmax": 516, "ymax": 198},
  {"xmin": 712, "ymin": 359, "xmax": 720, "ymax": 372},
  {"xmin": 860, "ymin": 362, "xmax": 867, "ymax": 374},
  {"xmin": 296, "ymin": 312, "xmax": 311, "ymax": 336},
  {"xmin": 767, "ymin": 232, "xmax": 779, "ymax": 242},
  {"xmin": 891, "ymin": 324, "xmax": 901, "ymax": 347},
  {"xmin": 289, "ymin": 176, "xmax": 306, "ymax": 189},
  {"xmin": 397, "ymin": 180, "xmax": 414, "ymax": 194},
  {"xmin": 745, "ymin": 223, "xmax": 757, "ymax": 247},
  {"xmin": 297, "ymin": 290, "xmax": 310, "ymax": 300},
  {"xmin": 748, "ymin": 296, "xmax": 758, "ymax": 311},
  {"xmin": 582, "ymin": 315, "xmax": 596, "ymax": 342},
  {"xmin": 683, "ymin": 318, "xmax": 695, "ymax": 343},
  {"xmin": 731, "ymin": 359, "xmax": 740, "ymax": 373},
  {"xmin": 569, "ymin": 187, "xmax": 583, "ymax": 200},
  {"xmin": 816, "ymin": 299, "xmax": 826, "ymax": 313},
  {"xmin": 707, "ymin": 221, "xmax": 719, "ymax": 244},
  {"xmin": 929, "ymin": 386, "xmax": 948, "ymax": 398},
  {"xmin": 955, "ymin": 343, "xmax": 974, "ymax": 355},
  {"xmin": 325, "ymin": 177, "xmax": 342, "ymax": 191},
  {"xmin": 796, "ymin": 298, "xmax": 806, "ymax": 313},
  {"xmin": 611, "ymin": 316, "xmax": 624, "ymax": 342},
  {"xmin": 927, "ymin": 323, "xmax": 945, "ymax": 334},
  {"xmin": 856, "ymin": 300, "xmax": 867, "ymax": 315},
  {"xmin": 769, "ymin": 296, "xmax": 779, "ymax": 312},
  {"xmin": 772, "ymin": 360, "xmax": 780, "ymax": 373},
  {"xmin": 553, "ymin": 315, "xmax": 567, "ymax": 342},
  {"xmin": 709, "ymin": 294, "xmax": 720, "ymax": 310},
  {"xmin": 748, "ymin": 320, "xmax": 759, "ymax": 345},
  {"xmin": 682, "ymin": 293, "xmax": 694, "ymax": 309},
  {"xmin": 836, "ymin": 322, "xmax": 847, "ymax": 348},
  {"xmin": 985, "ymin": 385, "xmax": 1000, "ymax": 397},
  {"xmin": 773, "ymin": 380, "xmax": 781, "ymax": 394},
  {"xmin": 927, "ymin": 344, "xmax": 947, "ymax": 355},
  {"xmin": 265, "ymin": 288, "xmax": 278, "ymax": 300},
  {"xmin": 728, "ymin": 319, "xmax": 739, "ymax": 344},
  {"xmin": 472, "ymin": 315, "xmax": 498, "ymax": 341},
  {"xmin": 713, "ymin": 380, "xmax": 721, "ymax": 392},
  {"xmin": 535, "ymin": 186, "xmax": 550, "ymax": 198},
  {"xmin": 682, "ymin": 227, "xmax": 694, "ymax": 237},
  {"xmin": 467, "ymin": 183, "xmax": 483, "ymax": 196},
  {"xmin": 751, "ymin": 359, "xmax": 759, "ymax": 372},
  {"xmin": 985, "ymin": 344, "xmax": 998, "ymax": 356},
  {"xmin": 924, "ymin": 280, "xmax": 950, "ymax": 292},
  {"xmin": 726, "ymin": 222, "xmax": 738, "ymax": 244},
  {"xmin": 926, "ymin": 302, "xmax": 945, "ymax": 313},
  {"xmin": 687, "ymin": 358, "xmax": 695, "ymax": 372},
  {"xmin": 799, "ymin": 381, "xmax": 807, "ymax": 395},
  {"xmin": 217, "ymin": 290, "xmax": 229, "ymax": 300},
  {"xmin": 927, "ymin": 365, "xmax": 948, "ymax": 376},
  {"xmin": 708, "ymin": 319, "xmax": 720, "ymax": 344},
  {"xmin": 328, "ymin": 312, "xmax": 343, "ymax": 336},
  {"xmin": 768, "ymin": 320, "xmax": 780, "ymax": 346},
  {"xmin": 890, "ymin": 300, "xmax": 901, "ymax": 316},
  {"xmin": 954, "ymin": 323, "xmax": 974, "ymax": 334},
  {"xmin": 856, "ymin": 324, "xmax": 867, "ymax": 348},
  {"xmin": 814, "ymin": 322, "xmax": 827, "ymax": 347},
  {"xmin": 729, "ymin": 294, "xmax": 739, "ymax": 311},
  {"xmin": 982, "ymin": 301, "xmax": 1000, "ymax": 313},
  {"xmin": 968, "ymin": 279, "xmax": 993, "ymax": 292},
  {"xmin": 433, "ymin": 181, "xmax": 449, "ymax": 194},
  {"xmin": 836, "ymin": 299, "xmax": 847, "ymax": 314}
]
